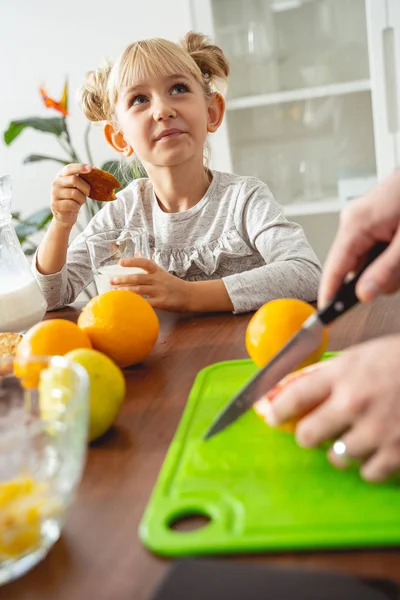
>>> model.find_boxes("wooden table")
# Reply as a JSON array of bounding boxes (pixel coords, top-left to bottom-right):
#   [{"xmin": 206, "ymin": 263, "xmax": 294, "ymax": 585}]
[{"xmin": 5, "ymin": 294, "xmax": 400, "ymax": 599}]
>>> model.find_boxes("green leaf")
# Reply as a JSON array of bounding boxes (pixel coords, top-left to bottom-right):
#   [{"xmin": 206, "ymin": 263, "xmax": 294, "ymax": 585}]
[
  {"xmin": 23, "ymin": 154, "xmax": 69, "ymax": 165},
  {"xmin": 101, "ymin": 160, "xmax": 147, "ymax": 190},
  {"xmin": 4, "ymin": 117, "xmax": 67, "ymax": 145},
  {"xmin": 13, "ymin": 222, "xmax": 32, "ymax": 243},
  {"xmin": 101, "ymin": 160, "xmax": 127, "ymax": 187},
  {"xmin": 13, "ymin": 207, "xmax": 53, "ymax": 242},
  {"xmin": 24, "ymin": 207, "xmax": 53, "ymax": 229},
  {"xmin": 130, "ymin": 161, "xmax": 148, "ymax": 180}
]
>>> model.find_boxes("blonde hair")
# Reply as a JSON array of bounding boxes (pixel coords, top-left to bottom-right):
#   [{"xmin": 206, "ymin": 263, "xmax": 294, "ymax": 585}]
[{"xmin": 80, "ymin": 31, "xmax": 229, "ymax": 124}]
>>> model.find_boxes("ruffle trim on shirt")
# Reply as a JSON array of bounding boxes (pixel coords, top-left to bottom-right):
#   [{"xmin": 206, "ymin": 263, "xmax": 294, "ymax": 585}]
[{"xmin": 151, "ymin": 227, "xmax": 253, "ymax": 277}]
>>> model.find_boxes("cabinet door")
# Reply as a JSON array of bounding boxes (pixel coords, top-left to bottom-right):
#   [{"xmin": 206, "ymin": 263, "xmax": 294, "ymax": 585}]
[
  {"xmin": 389, "ymin": 0, "xmax": 400, "ymax": 170},
  {"xmin": 366, "ymin": 0, "xmax": 400, "ymax": 179},
  {"xmin": 190, "ymin": 0, "xmax": 396, "ymax": 217}
]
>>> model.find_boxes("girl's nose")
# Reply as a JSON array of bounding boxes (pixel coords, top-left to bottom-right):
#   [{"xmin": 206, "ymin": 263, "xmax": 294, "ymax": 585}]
[{"xmin": 153, "ymin": 99, "xmax": 177, "ymax": 121}]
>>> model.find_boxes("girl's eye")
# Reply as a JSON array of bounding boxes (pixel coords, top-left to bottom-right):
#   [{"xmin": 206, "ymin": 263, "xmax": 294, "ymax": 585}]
[
  {"xmin": 131, "ymin": 95, "xmax": 148, "ymax": 106},
  {"xmin": 171, "ymin": 83, "xmax": 189, "ymax": 95}
]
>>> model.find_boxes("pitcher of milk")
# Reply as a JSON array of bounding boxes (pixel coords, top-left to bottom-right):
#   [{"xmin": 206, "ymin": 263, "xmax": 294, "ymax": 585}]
[{"xmin": 0, "ymin": 175, "xmax": 47, "ymax": 333}]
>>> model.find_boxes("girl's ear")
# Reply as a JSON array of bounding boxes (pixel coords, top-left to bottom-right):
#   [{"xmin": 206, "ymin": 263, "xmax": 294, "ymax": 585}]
[
  {"xmin": 207, "ymin": 92, "xmax": 225, "ymax": 133},
  {"xmin": 104, "ymin": 123, "xmax": 133, "ymax": 157}
]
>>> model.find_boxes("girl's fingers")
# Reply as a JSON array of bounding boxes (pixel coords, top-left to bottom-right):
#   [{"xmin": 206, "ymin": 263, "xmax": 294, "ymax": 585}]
[
  {"xmin": 119, "ymin": 257, "xmax": 158, "ymax": 273},
  {"xmin": 111, "ymin": 273, "xmax": 152, "ymax": 286},
  {"xmin": 111, "ymin": 284, "xmax": 155, "ymax": 297},
  {"xmin": 54, "ymin": 175, "xmax": 91, "ymax": 197},
  {"xmin": 53, "ymin": 187, "xmax": 87, "ymax": 206},
  {"xmin": 52, "ymin": 200, "xmax": 82, "ymax": 214},
  {"xmin": 58, "ymin": 163, "xmax": 92, "ymax": 177}
]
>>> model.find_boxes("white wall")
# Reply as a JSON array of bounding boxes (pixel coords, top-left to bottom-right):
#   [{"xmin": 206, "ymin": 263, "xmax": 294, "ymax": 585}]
[
  {"xmin": 293, "ymin": 212, "xmax": 340, "ymax": 265},
  {"xmin": 0, "ymin": 0, "xmax": 192, "ymax": 216}
]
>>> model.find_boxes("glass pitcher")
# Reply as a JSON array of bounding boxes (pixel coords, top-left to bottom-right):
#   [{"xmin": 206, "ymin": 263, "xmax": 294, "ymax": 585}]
[{"xmin": 0, "ymin": 176, "xmax": 47, "ymax": 333}]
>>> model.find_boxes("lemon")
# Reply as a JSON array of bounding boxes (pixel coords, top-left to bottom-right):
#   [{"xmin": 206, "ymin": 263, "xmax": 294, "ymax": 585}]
[
  {"xmin": 0, "ymin": 476, "xmax": 60, "ymax": 559},
  {"xmin": 38, "ymin": 365, "xmax": 75, "ymax": 422},
  {"xmin": 65, "ymin": 348, "xmax": 125, "ymax": 442}
]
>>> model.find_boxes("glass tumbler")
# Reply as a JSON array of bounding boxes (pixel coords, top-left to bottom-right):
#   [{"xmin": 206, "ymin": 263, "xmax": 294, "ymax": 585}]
[
  {"xmin": 0, "ymin": 355, "xmax": 89, "ymax": 585},
  {"xmin": 86, "ymin": 228, "xmax": 150, "ymax": 295}
]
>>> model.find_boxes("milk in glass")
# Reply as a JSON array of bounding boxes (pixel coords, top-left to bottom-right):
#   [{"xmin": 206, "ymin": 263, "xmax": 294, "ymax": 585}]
[{"xmin": 94, "ymin": 264, "xmax": 145, "ymax": 294}]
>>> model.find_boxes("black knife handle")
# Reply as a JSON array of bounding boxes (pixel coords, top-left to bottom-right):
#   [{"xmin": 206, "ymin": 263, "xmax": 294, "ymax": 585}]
[{"xmin": 318, "ymin": 241, "xmax": 389, "ymax": 326}]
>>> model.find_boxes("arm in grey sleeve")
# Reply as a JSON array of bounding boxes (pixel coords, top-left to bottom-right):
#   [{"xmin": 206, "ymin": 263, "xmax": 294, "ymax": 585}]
[
  {"xmin": 32, "ymin": 197, "xmax": 127, "ymax": 310},
  {"xmin": 223, "ymin": 180, "xmax": 322, "ymax": 314}
]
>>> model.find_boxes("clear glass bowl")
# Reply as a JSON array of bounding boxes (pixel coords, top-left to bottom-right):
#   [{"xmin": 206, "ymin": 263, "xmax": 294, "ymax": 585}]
[{"xmin": 0, "ymin": 355, "xmax": 89, "ymax": 585}]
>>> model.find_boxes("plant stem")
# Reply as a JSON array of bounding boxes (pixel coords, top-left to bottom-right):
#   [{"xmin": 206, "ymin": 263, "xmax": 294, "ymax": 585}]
[
  {"xmin": 62, "ymin": 117, "xmax": 80, "ymax": 162},
  {"xmin": 56, "ymin": 135, "xmax": 74, "ymax": 161},
  {"xmin": 84, "ymin": 123, "xmax": 94, "ymax": 166},
  {"xmin": 85, "ymin": 199, "xmax": 96, "ymax": 222}
]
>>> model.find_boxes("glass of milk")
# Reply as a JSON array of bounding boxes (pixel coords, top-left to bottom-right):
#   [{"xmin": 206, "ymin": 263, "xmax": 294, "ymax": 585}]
[{"xmin": 85, "ymin": 228, "xmax": 151, "ymax": 295}]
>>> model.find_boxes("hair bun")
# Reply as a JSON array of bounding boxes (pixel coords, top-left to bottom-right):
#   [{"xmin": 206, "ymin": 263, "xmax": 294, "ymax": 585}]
[
  {"xmin": 181, "ymin": 31, "xmax": 229, "ymax": 84},
  {"xmin": 80, "ymin": 64, "xmax": 112, "ymax": 122}
]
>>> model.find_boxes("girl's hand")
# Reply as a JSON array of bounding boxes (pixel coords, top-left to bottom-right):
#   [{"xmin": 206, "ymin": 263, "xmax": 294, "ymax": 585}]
[
  {"xmin": 263, "ymin": 336, "xmax": 400, "ymax": 482},
  {"xmin": 111, "ymin": 257, "xmax": 191, "ymax": 311},
  {"xmin": 51, "ymin": 164, "xmax": 92, "ymax": 229}
]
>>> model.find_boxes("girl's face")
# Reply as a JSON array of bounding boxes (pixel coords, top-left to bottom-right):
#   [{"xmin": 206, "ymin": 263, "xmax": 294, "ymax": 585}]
[{"xmin": 114, "ymin": 72, "xmax": 215, "ymax": 168}]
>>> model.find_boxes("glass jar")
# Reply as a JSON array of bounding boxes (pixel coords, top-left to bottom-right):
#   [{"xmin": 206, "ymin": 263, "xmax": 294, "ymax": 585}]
[{"xmin": 0, "ymin": 176, "xmax": 47, "ymax": 333}]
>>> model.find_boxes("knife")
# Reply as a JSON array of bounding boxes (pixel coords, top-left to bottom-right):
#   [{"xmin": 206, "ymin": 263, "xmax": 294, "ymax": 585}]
[{"xmin": 204, "ymin": 241, "xmax": 389, "ymax": 440}]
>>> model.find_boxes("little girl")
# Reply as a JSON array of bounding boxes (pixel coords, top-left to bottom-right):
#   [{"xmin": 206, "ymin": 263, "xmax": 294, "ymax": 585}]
[{"xmin": 34, "ymin": 31, "xmax": 321, "ymax": 314}]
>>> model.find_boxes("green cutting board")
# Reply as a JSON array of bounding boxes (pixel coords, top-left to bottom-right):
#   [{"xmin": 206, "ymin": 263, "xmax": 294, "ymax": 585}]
[{"xmin": 140, "ymin": 355, "xmax": 400, "ymax": 557}]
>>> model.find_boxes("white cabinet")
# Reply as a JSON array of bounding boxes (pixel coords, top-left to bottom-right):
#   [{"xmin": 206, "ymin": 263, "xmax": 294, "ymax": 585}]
[{"xmin": 190, "ymin": 0, "xmax": 400, "ymax": 238}]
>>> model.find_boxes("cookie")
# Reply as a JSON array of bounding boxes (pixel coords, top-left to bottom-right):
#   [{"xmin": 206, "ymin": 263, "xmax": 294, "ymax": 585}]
[
  {"xmin": 80, "ymin": 167, "xmax": 121, "ymax": 202},
  {"xmin": 0, "ymin": 333, "xmax": 23, "ymax": 357}
]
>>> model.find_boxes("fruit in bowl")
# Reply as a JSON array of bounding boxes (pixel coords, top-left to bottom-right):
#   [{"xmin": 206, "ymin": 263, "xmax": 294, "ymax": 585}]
[
  {"xmin": 0, "ymin": 476, "xmax": 61, "ymax": 560},
  {"xmin": 0, "ymin": 355, "xmax": 89, "ymax": 584}
]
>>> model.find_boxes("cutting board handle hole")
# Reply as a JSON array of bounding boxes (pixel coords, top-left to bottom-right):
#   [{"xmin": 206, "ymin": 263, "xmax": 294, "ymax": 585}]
[{"xmin": 168, "ymin": 511, "xmax": 211, "ymax": 532}]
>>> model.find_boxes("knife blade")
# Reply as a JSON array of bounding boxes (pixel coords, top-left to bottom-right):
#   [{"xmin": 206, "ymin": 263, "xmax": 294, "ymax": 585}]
[{"xmin": 204, "ymin": 241, "xmax": 389, "ymax": 440}]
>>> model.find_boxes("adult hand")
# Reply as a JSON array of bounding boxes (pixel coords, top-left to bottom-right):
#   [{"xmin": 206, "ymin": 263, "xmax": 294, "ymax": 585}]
[
  {"xmin": 263, "ymin": 335, "xmax": 400, "ymax": 482},
  {"xmin": 50, "ymin": 163, "xmax": 92, "ymax": 229},
  {"xmin": 111, "ymin": 257, "xmax": 191, "ymax": 311},
  {"xmin": 319, "ymin": 171, "xmax": 400, "ymax": 307}
]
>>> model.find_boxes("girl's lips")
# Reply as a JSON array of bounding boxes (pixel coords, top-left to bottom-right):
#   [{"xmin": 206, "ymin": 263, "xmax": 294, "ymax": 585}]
[{"xmin": 155, "ymin": 129, "xmax": 185, "ymax": 141}]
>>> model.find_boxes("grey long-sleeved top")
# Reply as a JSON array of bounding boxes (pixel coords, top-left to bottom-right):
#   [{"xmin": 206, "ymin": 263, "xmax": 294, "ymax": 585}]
[{"xmin": 33, "ymin": 170, "xmax": 322, "ymax": 313}]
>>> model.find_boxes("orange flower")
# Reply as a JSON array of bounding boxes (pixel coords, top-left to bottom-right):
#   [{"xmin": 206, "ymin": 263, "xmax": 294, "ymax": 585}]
[{"xmin": 39, "ymin": 80, "xmax": 69, "ymax": 116}]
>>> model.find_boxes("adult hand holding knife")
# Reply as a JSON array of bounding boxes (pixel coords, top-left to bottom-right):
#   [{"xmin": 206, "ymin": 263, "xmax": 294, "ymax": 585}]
[{"xmin": 204, "ymin": 241, "xmax": 389, "ymax": 441}]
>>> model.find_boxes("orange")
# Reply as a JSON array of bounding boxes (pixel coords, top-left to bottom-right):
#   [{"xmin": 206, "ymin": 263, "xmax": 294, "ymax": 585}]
[
  {"xmin": 16, "ymin": 319, "xmax": 92, "ymax": 358},
  {"xmin": 15, "ymin": 319, "xmax": 92, "ymax": 388},
  {"xmin": 77, "ymin": 290, "xmax": 160, "ymax": 368},
  {"xmin": 246, "ymin": 298, "xmax": 329, "ymax": 369}
]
